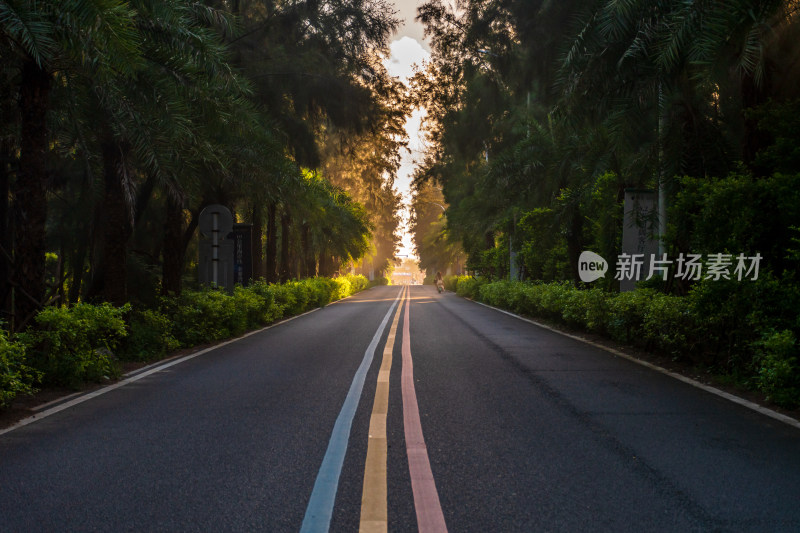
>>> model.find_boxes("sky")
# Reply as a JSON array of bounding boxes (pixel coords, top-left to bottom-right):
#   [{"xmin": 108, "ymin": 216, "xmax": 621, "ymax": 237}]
[{"xmin": 384, "ymin": 1, "xmax": 431, "ymax": 259}]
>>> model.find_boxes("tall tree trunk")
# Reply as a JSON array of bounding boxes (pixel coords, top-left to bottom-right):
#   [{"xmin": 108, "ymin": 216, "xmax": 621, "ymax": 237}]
[
  {"xmin": 319, "ymin": 250, "xmax": 331, "ymax": 277},
  {"xmin": 265, "ymin": 202, "xmax": 278, "ymax": 283},
  {"xmin": 68, "ymin": 237, "xmax": 87, "ymax": 306},
  {"xmin": 65, "ymin": 173, "xmax": 93, "ymax": 306},
  {"xmin": 100, "ymin": 140, "xmax": 133, "ymax": 306},
  {"xmin": 0, "ymin": 139, "xmax": 11, "ymax": 318},
  {"xmin": 182, "ymin": 206, "xmax": 200, "ymax": 254},
  {"xmin": 85, "ymin": 193, "xmax": 106, "ymax": 301},
  {"xmin": 251, "ymin": 204, "xmax": 264, "ymax": 280},
  {"xmin": 162, "ymin": 194, "xmax": 184, "ymax": 296},
  {"xmin": 12, "ymin": 60, "xmax": 50, "ymax": 331},
  {"xmin": 740, "ymin": 73, "xmax": 769, "ymax": 174},
  {"xmin": 133, "ymin": 173, "xmax": 157, "ymax": 229},
  {"xmin": 279, "ymin": 210, "xmax": 292, "ymax": 282},
  {"xmin": 301, "ymin": 222, "xmax": 315, "ymax": 278},
  {"xmin": 56, "ymin": 244, "xmax": 66, "ymax": 305},
  {"xmin": 169, "ymin": 204, "xmax": 201, "ymax": 287},
  {"xmin": 566, "ymin": 208, "xmax": 584, "ymax": 285}
]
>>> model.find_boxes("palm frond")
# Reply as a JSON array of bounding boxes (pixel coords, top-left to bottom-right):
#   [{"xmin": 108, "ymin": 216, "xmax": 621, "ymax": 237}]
[{"xmin": 0, "ymin": 0, "xmax": 57, "ymax": 66}]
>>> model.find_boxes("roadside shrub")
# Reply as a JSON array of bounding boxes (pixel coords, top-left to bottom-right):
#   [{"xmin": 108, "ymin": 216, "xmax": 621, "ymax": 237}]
[
  {"xmin": 332, "ymin": 277, "xmax": 353, "ymax": 301},
  {"xmin": 165, "ymin": 275, "xmax": 370, "ymax": 346},
  {"xmin": 245, "ymin": 280, "xmax": 284, "ymax": 325},
  {"xmin": 752, "ymin": 329, "xmax": 800, "ymax": 408},
  {"xmin": 451, "ymin": 274, "xmax": 799, "ymax": 409},
  {"xmin": 122, "ymin": 309, "xmax": 180, "ymax": 361},
  {"xmin": 685, "ymin": 275, "xmax": 799, "ymax": 372},
  {"xmin": 607, "ymin": 289, "xmax": 655, "ymax": 344},
  {"xmin": 479, "ymin": 280, "xmax": 515, "ymax": 309},
  {"xmin": 282, "ymin": 280, "xmax": 313, "ymax": 315},
  {"xmin": 505, "ymin": 282, "xmax": 533, "ymax": 315},
  {"xmin": 20, "ymin": 303, "xmax": 128, "ymax": 388},
  {"xmin": 453, "ymin": 276, "xmax": 486, "ymax": 298},
  {"xmin": 562, "ymin": 288, "xmax": 611, "ymax": 333},
  {"xmin": 537, "ymin": 282, "xmax": 572, "ymax": 320},
  {"xmin": 0, "ymin": 328, "xmax": 40, "ymax": 408},
  {"xmin": 231, "ymin": 286, "xmax": 264, "ymax": 334},
  {"xmin": 342, "ymin": 274, "xmax": 369, "ymax": 293},
  {"xmin": 513, "ymin": 283, "xmax": 546, "ymax": 316},
  {"xmin": 642, "ymin": 293, "xmax": 692, "ymax": 357},
  {"xmin": 166, "ymin": 289, "xmax": 238, "ymax": 345},
  {"xmin": 5, "ymin": 275, "xmax": 371, "ymax": 392},
  {"xmin": 269, "ymin": 283, "xmax": 296, "ymax": 318}
]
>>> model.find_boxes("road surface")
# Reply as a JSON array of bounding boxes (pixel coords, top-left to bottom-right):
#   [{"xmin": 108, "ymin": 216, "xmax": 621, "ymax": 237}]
[{"xmin": 1, "ymin": 285, "xmax": 799, "ymax": 532}]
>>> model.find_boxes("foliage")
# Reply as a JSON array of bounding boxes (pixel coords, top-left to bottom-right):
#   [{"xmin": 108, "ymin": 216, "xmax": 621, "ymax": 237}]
[
  {"xmin": 120, "ymin": 309, "xmax": 181, "ymax": 362},
  {"xmin": 517, "ymin": 208, "xmax": 569, "ymax": 282},
  {"xmin": 749, "ymin": 99, "xmax": 800, "ymax": 175},
  {"xmin": 0, "ymin": 327, "xmax": 40, "ymax": 407},
  {"xmin": 449, "ymin": 275, "xmax": 486, "ymax": 299},
  {"xmin": 414, "ymin": 0, "xmax": 800, "ymax": 412},
  {"xmin": 753, "ymin": 329, "xmax": 800, "ymax": 408},
  {"xmin": 153, "ymin": 275, "xmax": 370, "ymax": 349},
  {"xmin": 0, "ymin": 274, "xmax": 372, "ymax": 402},
  {"xmin": 18, "ymin": 303, "xmax": 128, "ymax": 388},
  {"xmin": 412, "ymin": 0, "xmax": 800, "ymax": 290},
  {"xmin": 410, "ymin": 180, "xmax": 464, "ymax": 277},
  {"xmin": 371, "ymin": 276, "xmax": 391, "ymax": 287},
  {"xmin": 0, "ymin": 0, "xmax": 402, "ymax": 324},
  {"xmin": 669, "ymin": 172, "xmax": 800, "ymax": 278},
  {"xmin": 162, "ymin": 289, "xmax": 241, "ymax": 346}
]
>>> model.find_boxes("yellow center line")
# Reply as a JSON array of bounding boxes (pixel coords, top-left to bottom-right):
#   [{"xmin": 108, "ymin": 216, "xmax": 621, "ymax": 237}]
[{"xmin": 359, "ymin": 285, "xmax": 406, "ymax": 533}]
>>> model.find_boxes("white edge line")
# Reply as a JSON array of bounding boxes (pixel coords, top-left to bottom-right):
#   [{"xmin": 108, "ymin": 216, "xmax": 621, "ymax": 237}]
[
  {"xmin": 0, "ymin": 307, "xmax": 321, "ymax": 437},
  {"xmin": 16, "ymin": 287, "xmax": 376, "ymax": 420},
  {"xmin": 467, "ymin": 299, "xmax": 800, "ymax": 431}
]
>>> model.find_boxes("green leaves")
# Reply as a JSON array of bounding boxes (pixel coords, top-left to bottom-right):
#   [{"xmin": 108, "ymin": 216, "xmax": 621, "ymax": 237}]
[
  {"xmin": 0, "ymin": 0, "xmax": 56, "ymax": 66},
  {"xmin": 0, "ymin": 327, "xmax": 40, "ymax": 408},
  {"xmin": 18, "ymin": 303, "xmax": 128, "ymax": 388}
]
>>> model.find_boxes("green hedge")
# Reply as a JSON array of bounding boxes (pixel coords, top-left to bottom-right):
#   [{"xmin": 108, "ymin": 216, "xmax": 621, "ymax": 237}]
[
  {"xmin": 0, "ymin": 328, "xmax": 40, "ymax": 408},
  {"xmin": 447, "ymin": 275, "xmax": 800, "ymax": 408},
  {"xmin": 18, "ymin": 303, "xmax": 128, "ymax": 388},
  {"xmin": 0, "ymin": 275, "xmax": 370, "ymax": 403},
  {"xmin": 142, "ymin": 274, "xmax": 369, "ymax": 353}
]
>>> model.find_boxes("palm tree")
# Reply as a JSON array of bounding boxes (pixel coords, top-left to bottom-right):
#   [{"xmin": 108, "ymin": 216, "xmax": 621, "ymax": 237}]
[
  {"xmin": 71, "ymin": 1, "xmax": 257, "ymax": 304},
  {"xmin": 1, "ymin": 0, "xmax": 139, "ymax": 328}
]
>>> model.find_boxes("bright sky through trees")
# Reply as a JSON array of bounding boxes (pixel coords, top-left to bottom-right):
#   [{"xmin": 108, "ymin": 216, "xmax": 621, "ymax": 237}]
[{"xmin": 385, "ymin": 2, "xmax": 430, "ymax": 258}]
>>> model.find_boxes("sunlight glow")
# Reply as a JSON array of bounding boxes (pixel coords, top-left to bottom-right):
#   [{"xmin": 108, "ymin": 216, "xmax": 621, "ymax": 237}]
[{"xmin": 384, "ymin": 36, "xmax": 430, "ymax": 260}]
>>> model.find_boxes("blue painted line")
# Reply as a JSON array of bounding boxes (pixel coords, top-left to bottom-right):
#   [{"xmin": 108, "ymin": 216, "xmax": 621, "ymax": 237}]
[{"xmin": 300, "ymin": 288, "xmax": 403, "ymax": 533}]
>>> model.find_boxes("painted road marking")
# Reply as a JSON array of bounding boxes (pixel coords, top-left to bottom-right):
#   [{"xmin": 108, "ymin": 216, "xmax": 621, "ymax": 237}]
[
  {"xmin": 0, "ymin": 306, "xmax": 321, "ymax": 437},
  {"xmin": 470, "ymin": 300, "xmax": 800, "ymax": 431},
  {"xmin": 359, "ymin": 285, "xmax": 406, "ymax": 533},
  {"xmin": 402, "ymin": 288, "xmax": 448, "ymax": 532},
  {"xmin": 301, "ymin": 288, "xmax": 403, "ymax": 533}
]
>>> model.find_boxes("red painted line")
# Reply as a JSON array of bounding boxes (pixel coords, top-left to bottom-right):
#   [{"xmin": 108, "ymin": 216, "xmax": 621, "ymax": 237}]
[{"xmin": 401, "ymin": 289, "xmax": 448, "ymax": 533}]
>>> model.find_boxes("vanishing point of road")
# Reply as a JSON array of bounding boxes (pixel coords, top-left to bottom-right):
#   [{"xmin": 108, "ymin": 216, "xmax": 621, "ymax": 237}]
[{"xmin": 1, "ymin": 285, "xmax": 799, "ymax": 532}]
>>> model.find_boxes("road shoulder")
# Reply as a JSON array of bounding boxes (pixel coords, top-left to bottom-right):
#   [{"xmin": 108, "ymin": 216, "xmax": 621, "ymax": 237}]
[{"xmin": 465, "ymin": 296, "xmax": 800, "ymax": 430}]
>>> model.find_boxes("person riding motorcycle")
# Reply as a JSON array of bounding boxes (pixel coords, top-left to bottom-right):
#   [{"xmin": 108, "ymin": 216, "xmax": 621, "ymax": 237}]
[{"xmin": 435, "ymin": 271, "xmax": 444, "ymax": 293}]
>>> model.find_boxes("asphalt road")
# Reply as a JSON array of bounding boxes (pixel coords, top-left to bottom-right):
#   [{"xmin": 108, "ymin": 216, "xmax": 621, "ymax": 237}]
[{"xmin": 1, "ymin": 285, "xmax": 799, "ymax": 532}]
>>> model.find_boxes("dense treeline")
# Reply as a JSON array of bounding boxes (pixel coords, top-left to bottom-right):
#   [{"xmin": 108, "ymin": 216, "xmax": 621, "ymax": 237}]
[
  {"xmin": 0, "ymin": 0, "xmax": 406, "ymax": 332},
  {"xmin": 411, "ymin": 1, "xmax": 800, "ymax": 406}
]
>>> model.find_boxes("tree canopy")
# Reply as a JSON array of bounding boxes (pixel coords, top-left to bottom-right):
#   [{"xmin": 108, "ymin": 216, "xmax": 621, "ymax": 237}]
[
  {"xmin": 411, "ymin": 0, "xmax": 800, "ymax": 284},
  {"xmin": 0, "ymin": 0, "xmax": 407, "ymax": 330}
]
